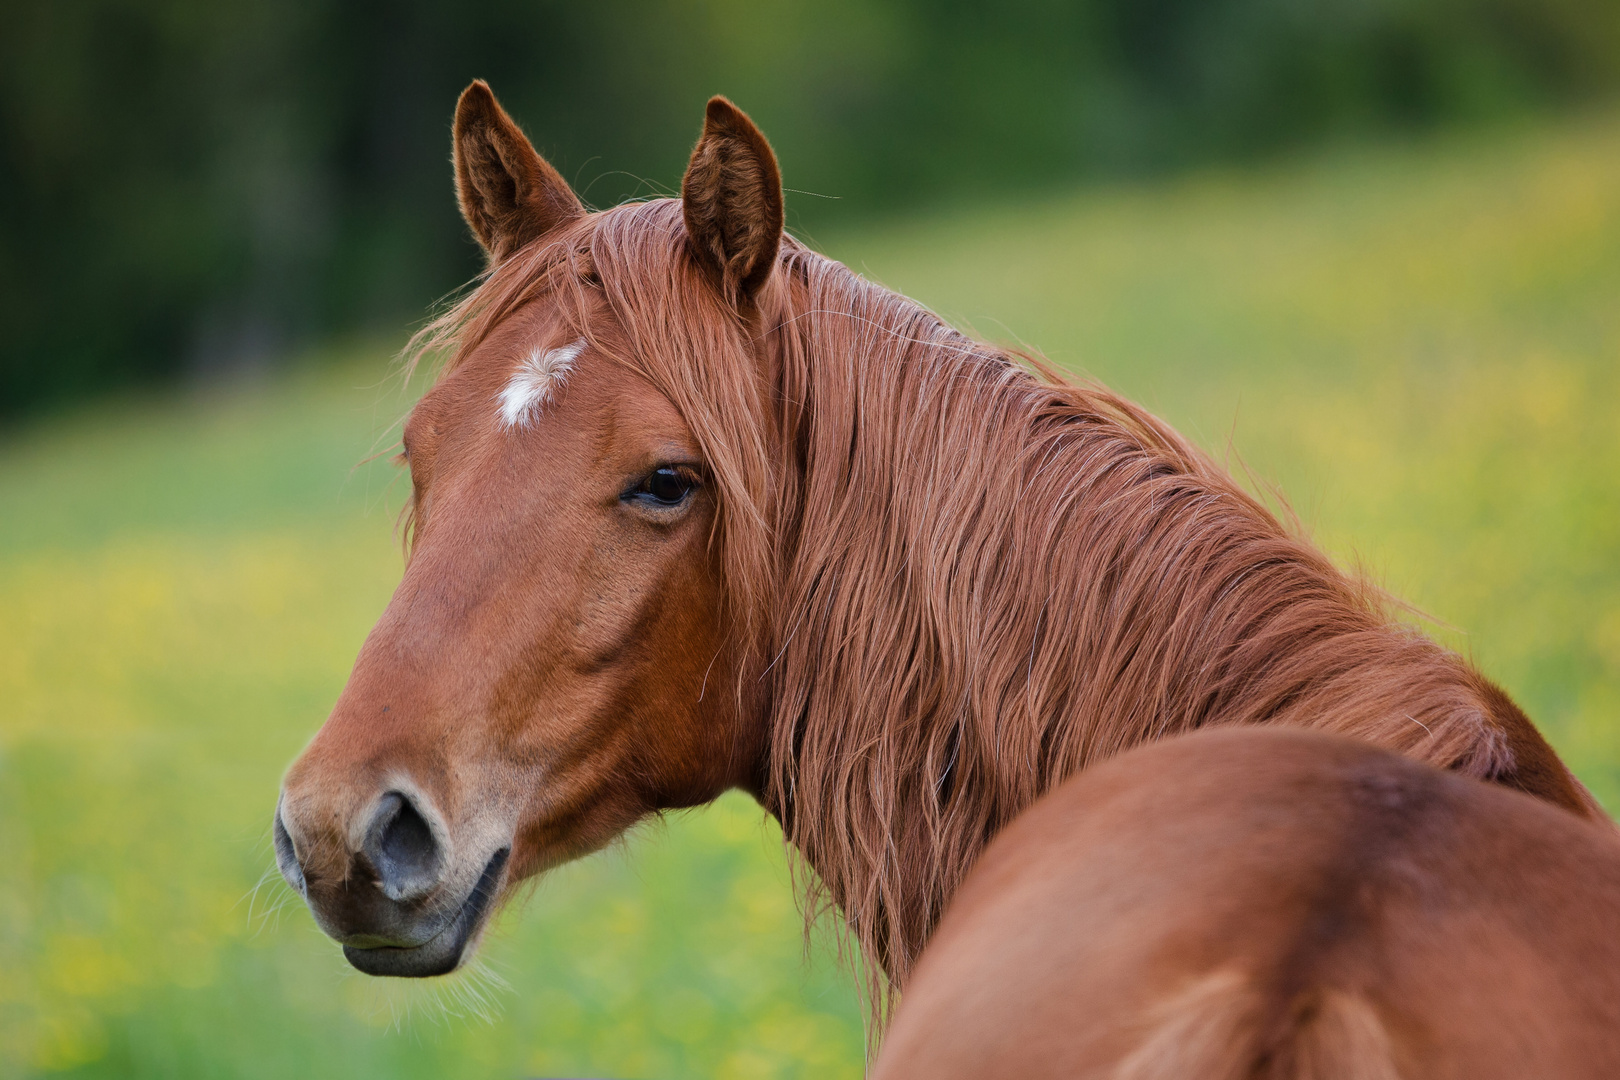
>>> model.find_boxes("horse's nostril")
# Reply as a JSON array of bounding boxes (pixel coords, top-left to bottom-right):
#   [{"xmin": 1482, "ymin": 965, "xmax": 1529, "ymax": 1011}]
[
  {"xmin": 273, "ymin": 801, "xmax": 306, "ymax": 897},
  {"xmin": 364, "ymin": 791, "xmax": 444, "ymax": 902}
]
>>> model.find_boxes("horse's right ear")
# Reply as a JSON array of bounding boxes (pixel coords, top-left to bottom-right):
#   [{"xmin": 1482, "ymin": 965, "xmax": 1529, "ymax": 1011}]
[
  {"xmin": 453, "ymin": 80, "xmax": 583, "ymax": 264},
  {"xmin": 681, "ymin": 97, "xmax": 783, "ymax": 306}
]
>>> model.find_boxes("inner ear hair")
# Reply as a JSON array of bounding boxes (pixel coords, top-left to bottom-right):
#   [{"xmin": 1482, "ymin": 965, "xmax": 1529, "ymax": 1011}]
[
  {"xmin": 681, "ymin": 96, "xmax": 784, "ymax": 305},
  {"xmin": 453, "ymin": 80, "xmax": 584, "ymax": 264}
]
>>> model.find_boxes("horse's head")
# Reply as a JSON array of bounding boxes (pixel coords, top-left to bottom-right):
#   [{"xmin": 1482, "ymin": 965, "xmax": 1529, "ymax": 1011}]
[{"xmin": 274, "ymin": 82, "xmax": 785, "ymax": 976}]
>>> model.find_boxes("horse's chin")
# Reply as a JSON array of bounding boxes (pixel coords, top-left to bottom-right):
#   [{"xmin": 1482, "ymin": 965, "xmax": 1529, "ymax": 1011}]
[{"xmin": 342, "ymin": 847, "xmax": 510, "ymax": 978}]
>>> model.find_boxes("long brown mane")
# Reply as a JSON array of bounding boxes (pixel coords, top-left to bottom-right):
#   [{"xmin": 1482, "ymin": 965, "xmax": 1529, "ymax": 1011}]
[{"xmin": 409, "ymin": 196, "xmax": 1594, "ymax": 1018}]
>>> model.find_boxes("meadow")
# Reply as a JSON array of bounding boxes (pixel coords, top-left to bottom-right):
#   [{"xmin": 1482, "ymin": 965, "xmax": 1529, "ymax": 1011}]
[{"xmin": 3, "ymin": 112, "xmax": 1618, "ymax": 1078}]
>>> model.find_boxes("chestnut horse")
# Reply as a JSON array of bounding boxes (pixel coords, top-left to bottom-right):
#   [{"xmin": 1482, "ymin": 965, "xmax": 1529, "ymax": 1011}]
[
  {"xmin": 874, "ymin": 726, "xmax": 1620, "ymax": 1078},
  {"xmin": 274, "ymin": 82, "xmax": 1602, "ymax": 1018}
]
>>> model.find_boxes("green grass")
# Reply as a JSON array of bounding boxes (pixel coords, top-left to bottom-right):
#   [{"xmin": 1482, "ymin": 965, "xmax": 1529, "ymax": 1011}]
[{"xmin": 4, "ymin": 112, "xmax": 1619, "ymax": 1078}]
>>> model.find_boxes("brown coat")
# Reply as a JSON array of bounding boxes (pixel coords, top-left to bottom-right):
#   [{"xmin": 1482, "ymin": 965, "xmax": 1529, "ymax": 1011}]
[{"xmin": 877, "ymin": 727, "xmax": 1620, "ymax": 1079}]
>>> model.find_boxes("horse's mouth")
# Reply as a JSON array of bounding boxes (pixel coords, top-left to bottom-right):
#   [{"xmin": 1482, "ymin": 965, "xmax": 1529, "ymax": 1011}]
[{"xmin": 342, "ymin": 847, "xmax": 510, "ymax": 978}]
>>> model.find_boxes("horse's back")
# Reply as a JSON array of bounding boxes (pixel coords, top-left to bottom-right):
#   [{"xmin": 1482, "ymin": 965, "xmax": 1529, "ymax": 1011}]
[{"xmin": 872, "ymin": 726, "xmax": 1620, "ymax": 1080}]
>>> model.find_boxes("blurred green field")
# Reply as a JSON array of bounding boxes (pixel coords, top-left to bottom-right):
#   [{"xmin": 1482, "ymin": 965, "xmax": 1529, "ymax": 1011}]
[{"xmin": 4, "ymin": 113, "xmax": 1619, "ymax": 1078}]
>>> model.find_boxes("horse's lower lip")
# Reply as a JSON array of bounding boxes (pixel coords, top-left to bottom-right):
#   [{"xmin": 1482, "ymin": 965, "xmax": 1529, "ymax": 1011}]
[{"xmin": 342, "ymin": 847, "xmax": 510, "ymax": 978}]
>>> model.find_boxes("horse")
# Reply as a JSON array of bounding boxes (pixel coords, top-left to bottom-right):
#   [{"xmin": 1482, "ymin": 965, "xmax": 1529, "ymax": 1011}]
[
  {"xmin": 873, "ymin": 725, "xmax": 1620, "ymax": 1078},
  {"xmin": 272, "ymin": 81, "xmax": 1602, "ymax": 1017}
]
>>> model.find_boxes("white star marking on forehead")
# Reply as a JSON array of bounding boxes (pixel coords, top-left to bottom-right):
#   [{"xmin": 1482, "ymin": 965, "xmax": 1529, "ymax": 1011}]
[{"xmin": 496, "ymin": 339, "xmax": 585, "ymax": 429}]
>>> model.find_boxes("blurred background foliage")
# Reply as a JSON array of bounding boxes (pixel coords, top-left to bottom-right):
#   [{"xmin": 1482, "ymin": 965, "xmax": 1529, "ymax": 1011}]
[{"xmin": 3, "ymin": 0, "xmax": 1620, "ymax": 414}]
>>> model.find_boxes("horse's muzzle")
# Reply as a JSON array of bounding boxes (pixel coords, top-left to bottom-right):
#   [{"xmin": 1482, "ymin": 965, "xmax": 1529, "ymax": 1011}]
[
  {"xmin": 341, "ymin": 846, "xmax": 510, "ymax": 977},
  {"xmin": 274, "ymin": 790, "xmax": 510, "ymax": 977}
]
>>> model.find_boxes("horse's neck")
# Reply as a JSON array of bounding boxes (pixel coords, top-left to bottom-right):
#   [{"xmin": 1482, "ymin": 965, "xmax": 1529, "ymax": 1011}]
[{"xmin": 764, "ymin": 311, "xmax": 1526, "ymax": 989}]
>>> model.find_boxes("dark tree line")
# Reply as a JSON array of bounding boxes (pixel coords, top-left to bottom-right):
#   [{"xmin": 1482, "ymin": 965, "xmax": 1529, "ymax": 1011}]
[{"xmin": 3, "ymin": 0, "xmax": 1616, "ymax": 416}]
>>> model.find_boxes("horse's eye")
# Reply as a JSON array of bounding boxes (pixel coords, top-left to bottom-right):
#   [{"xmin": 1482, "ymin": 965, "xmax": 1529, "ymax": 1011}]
[{"xmin": 630, "ymin": 466, "xmax": 699, "ymax": 508}]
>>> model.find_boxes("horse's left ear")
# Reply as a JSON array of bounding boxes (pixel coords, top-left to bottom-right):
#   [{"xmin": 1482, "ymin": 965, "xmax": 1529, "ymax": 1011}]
[
  {"xmin": 681, "ymin": 97, "xmax": 783, "ymax": 305},
  {"xmin": 453, "ymin": 80, "xmax": 584, "ymax": 264}
]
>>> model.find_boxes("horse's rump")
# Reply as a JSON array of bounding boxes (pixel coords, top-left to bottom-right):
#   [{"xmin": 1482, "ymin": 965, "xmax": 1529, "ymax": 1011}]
[{"xmin": 873, "ymin": 726, "xmax": 1620, "ymax": 1079}]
